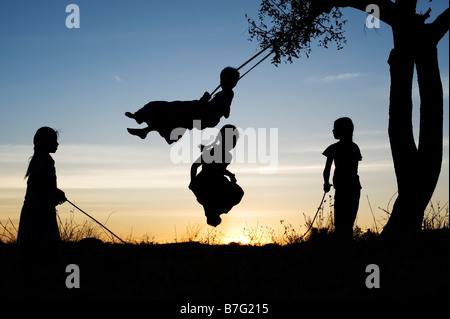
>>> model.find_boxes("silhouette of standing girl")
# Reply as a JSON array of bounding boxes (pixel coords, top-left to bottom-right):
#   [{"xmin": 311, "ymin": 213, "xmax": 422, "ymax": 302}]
[
  {"xmin": 17, "ymin": 127, "xmax": 66, "ymax": 262},
  {"xmin": 189, "ymin": 124, "xmax": 244, "ymax": 227},
  {"xmin": 323, "ymin": 118, "xmax": 362, "ymax": 242}
]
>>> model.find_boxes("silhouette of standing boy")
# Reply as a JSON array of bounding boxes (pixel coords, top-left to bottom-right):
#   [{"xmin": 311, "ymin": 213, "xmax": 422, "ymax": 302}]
[
  {"xmin": 17, "ymin": 127, "xmax": 66, "ymax": 263},
  {"xmin": 323, "ymin": 117, "xmax": 362, "ymax": 242}
]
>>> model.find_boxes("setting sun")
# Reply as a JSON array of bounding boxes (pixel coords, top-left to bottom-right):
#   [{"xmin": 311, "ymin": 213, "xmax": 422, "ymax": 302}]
[{"xmin": 221, "ymin": 236, "xmax": 252, "ymax": 245}]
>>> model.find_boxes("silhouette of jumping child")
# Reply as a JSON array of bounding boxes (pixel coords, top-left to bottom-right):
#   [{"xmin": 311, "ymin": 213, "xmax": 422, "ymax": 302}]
[
  {"xmin": 189, "ymin": 124, "xmax": 244, "ymax": 227},
  {"xmin": 322, "ymin": 117, "xmax": 362, "ymax": 242},
  {"xmin": 125, "ymin": 67, "xmax": 240, "ymax": 144},
  {"xmin": 17, "ymin": 127, "xmax": 66, "ymax": 263}
]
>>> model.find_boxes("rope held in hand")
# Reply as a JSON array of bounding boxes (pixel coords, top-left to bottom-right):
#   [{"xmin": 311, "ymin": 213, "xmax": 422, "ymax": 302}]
[{"xmin": 67, "ymin": 199, "xmax": 126, "ymax": 244}]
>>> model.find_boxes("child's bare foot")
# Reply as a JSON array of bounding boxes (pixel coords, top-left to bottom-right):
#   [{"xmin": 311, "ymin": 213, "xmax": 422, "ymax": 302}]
[
  {"xmin": 125, "ymin": 112, "xmax": 143, "ymax": 124},
  {"xmin": 127, "ymin": 128, "xmax": 148, "ymax": 139},
  {"xmin": 125, "ymin": 112, "xmax": 134, "ymax": 119}
]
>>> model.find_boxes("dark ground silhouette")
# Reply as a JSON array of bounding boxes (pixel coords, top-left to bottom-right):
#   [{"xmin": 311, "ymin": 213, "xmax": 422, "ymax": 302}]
[{"xmin": 0, "ymin": 229, "xmax": 448, "ymax": 303}]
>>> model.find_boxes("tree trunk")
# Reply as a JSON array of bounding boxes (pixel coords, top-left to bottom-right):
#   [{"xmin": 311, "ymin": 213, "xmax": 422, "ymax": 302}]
[{"xmin": 381, "ymin": 10, "xmax": 444, "ymax": 237}]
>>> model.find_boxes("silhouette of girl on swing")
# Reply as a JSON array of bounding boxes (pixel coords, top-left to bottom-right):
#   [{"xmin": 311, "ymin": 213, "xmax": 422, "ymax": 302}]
[
  {"xmin": 189, "ymin": 124, "xmax": 244, "ymax": 227},
  {"xmin": 125, "ymin": 67, "xmax": 240, "ymax": 144}
]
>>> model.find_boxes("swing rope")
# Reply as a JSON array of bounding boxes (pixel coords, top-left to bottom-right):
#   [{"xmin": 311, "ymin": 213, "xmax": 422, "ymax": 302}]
[
  {"xmin": 210, "ymin": 45, "xmax": 274, "ymax": 96},
  {"xmin": 209, "ymin": 0, "xmax": 336, "ymax": 96},
  {"xmin": 300, "ymin": 190, "xmax": 329, "ymax": 239},
  {"xmin": 236, "ymin": 44, "xmax": 273, "ymax": 72},
  {"xmin": 238, "ymin": 48, "xmax": 274, "ymax": 81},
  {"xmin": 65, "ymin": 200, "xmax": 170, "ymax": 269},
  {"xmin": 66, "ymin": 199, "xmax": 127, "ymax": 244}
]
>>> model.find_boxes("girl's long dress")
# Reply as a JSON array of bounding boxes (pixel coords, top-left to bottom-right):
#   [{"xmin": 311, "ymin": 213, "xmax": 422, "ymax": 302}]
[
  {"xmin": 190, "ymin": 149, "xmax": 244, "ymax": 221},
  {"xmin": 17, "ymin": 151, "xmax": 61, "ymax": 261},
  {"xmin": 134, "ymin": 89, "xmax": 234, "ymax": 143}
]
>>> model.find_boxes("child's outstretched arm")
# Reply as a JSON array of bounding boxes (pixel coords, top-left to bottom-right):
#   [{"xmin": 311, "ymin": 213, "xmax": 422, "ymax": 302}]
[
  {"xmin": 189, "ymin": 158, "xmax": 202, "ymax": 190},
  {"xmin": 223, "ymin": 103, "xmax": 230, "ymax": 119},
  {"xmin": 224, "ymin": 170, "xmax": 237, "ymax": 183},
  {"xmin": 323, "ymin": 157, "xmax": 333, "ymax": 193},
  {"xmin": 55, "ymin": 188, "xmax": 67, "ymax": 206},
  {"xmin": 199, "ymin": 92, "xmax": 211, "ymax": 104},
  {"xmin": 197, "ymin": 92, "xmax": 211, "ymax": 116}
]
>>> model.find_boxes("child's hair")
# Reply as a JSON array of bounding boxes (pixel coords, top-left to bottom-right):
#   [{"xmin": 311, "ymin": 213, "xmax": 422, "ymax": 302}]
[
  {"xmin": 220, "ymin": 67, "xmax": 240, "ymax": 88},
  {"xmin": 219, "ymin": 124, "xmax": 239, "ymax": 149},
  {"xmin": 334, "ymin": 117, "xmax": 354, "ymax": 139},
  {"xmin": 25, "ymin": 127, "xmax": 58, "ymax": 178},
  {"xmin": 199, "ymin": 124, "xmax": 239, "ymax": 152},
  {"xmin": 33, "ymin": 126, "xmax": 58, "ymax": 151}
]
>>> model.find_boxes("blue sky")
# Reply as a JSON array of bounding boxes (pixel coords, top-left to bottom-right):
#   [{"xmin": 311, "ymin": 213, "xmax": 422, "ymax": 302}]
[{"xmin": 1, "ymin": 1, "xmax": 448, "ymax": 243}]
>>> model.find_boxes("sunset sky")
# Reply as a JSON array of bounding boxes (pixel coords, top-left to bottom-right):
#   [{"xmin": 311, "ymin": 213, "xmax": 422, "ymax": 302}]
[{"xmin": 1, "ymin": 0, "xmax": 448, "ymax": 243}]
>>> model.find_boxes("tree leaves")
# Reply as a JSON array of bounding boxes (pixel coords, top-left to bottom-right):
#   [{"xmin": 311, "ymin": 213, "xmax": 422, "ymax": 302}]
[{"xmin": 247, "ymin": 0, "xmax": 347, "ymax": 65}]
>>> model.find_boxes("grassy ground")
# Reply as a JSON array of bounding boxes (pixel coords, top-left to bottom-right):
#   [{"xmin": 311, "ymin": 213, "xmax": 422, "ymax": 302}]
[
  {"xmin": 0, "ymin": 229, "xmax": 448, "ymax": 301},
  {"xmin": 1, "ymin": 202, "xmax": 448, "ymax": 305}
]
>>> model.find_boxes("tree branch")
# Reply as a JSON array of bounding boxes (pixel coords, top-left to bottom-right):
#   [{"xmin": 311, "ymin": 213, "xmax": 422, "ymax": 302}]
[
  {"xmin": 395, "ymin": 0, "xmax": 417, "ymax": 15},
  {"xmin": 430, "ymin": 7, "xmax": 450, "ymax": 45},
  {"xmin": 331, "ymin": 0, "xmax": 396, "ymax": 26}
]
